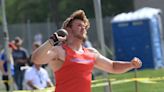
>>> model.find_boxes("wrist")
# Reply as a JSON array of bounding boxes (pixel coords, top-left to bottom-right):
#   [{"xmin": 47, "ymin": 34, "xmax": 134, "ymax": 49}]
[
  {"xmin": 130, "ymin": 62, "xmax": 135, "ymax": 68},
  {"xmin": 48, "ymin": 39, "xmax": 59, "ymax": 46},
  {"xmin": 49, "ymin": 33, "xmax": 59, "ymax": 46}
]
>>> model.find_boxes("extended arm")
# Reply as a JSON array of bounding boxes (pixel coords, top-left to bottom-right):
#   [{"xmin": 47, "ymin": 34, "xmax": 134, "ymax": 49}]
[{"xmin": 93, "ymin": 50, "xmax": 142, "ymax": 74}]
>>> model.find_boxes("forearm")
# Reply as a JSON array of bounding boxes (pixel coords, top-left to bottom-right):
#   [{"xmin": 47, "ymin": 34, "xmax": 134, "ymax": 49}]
[
  {"xmin": 27, "ymin": 81, "xmax": 40, "ymax": 90},
  {"xmin": 113, "ymin": 61, "xmax": 133, "ymax": 74},
  {"xmin": 32, "ymin": 40, "xmax": 53, "ymax": 64}
]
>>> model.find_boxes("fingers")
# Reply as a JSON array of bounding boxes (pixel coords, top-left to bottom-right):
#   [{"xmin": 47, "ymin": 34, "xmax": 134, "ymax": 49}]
[
  {"xmin": 56, "ymin": 29, "xmax": 68, "ymax": 37},
  {"xmin": 131, "ymin": 57, "xmax": 142, "ymax": 69},
  {"xmin": 49, "ymin": 29, "xmax": 67, "ymax": 46},
  {"xmin": 55, "ymin": 29, "xmax": 68, "ymax": 42},
  {"xmin": 55, "ymin": 33, "xmax": 67, "ymax": 42}
]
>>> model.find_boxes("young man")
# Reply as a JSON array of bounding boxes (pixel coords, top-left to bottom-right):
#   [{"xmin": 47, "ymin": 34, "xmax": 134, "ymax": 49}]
[
  {"xmin": 12, "ymin": 37, "xmax": 29, "ymax": 90},
  {"xmin": 32, "ymin": 10, "xmax": 142, "ymax": 92}
]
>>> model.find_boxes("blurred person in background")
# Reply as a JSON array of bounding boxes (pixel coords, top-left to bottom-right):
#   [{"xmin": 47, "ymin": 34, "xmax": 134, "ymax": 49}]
[
  {"xmin": 34, "ymin": 33, "xmax": 43, "ymax": 45},
  {"xmin": 0, "ymin": 42, "xmax": 17, "ymax": 92},
  {"xmin": 32, "ymin": 10, "xmax": 142, "ymax": 92},
  {"xmin": 12, "ymin": 36, "xmax": 29, "ymax": 90},
  {"xmin": 24, "ymin": 42, "xmax": 53, "ymax": 90},
  {"xmin": 83, "ymin": 36, "xmax": 93, "ymax": 48},
  {"xmin": 24, "ymin": 63, "xmax": 53, "ymax": 90}
]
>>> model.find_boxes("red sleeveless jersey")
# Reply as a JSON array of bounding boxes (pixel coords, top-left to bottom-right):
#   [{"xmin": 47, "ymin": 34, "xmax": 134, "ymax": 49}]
[{"xmin": 54, "ymin": 44, "xmax": 96, "ymax": 92}]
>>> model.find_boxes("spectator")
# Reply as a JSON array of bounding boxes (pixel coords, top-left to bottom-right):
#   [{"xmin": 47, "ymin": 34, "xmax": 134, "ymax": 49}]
[
  {"xmin": 24, "ymin": 63, "xmax": 53, "ymax": 90},
  {"xmin": 12, "ymin": 37, "xmax": 29, "ymax": 90},
  {"xmin": 0, "ymin": 42, "xmax": 17, "ymax": 91},
  {"xmin": 34, "ymin": 33, "xmax": 43, "ymax": 45},
  {"xmin": 83, "ymin": 37, "xmax": 92, "ymax": 48},
  {"xmin": 24, "ymin": 42, "xmax": 53, "ymax": 90}
]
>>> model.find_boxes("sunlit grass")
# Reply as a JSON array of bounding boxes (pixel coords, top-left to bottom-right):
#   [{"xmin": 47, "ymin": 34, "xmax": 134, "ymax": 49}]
[{"xmin": 92, "ymin": 69, "xmax": 164, "ymax": 92}]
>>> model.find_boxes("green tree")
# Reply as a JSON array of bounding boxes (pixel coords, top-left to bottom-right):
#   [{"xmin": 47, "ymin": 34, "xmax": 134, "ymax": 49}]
[
  {"xmin": 101, "ymin": 0, "xmax": 134, "ymax": 17},
  {"xmin": 5, "ymin": 0, "xmax": 134, "ymax": 25},
  {"xmin": 49, "ymin": 0, "xmax": 94, "ymax": 28},
  {"xmin": 6, "ymin": 0, "xmax": 51, "ymax": 23}
]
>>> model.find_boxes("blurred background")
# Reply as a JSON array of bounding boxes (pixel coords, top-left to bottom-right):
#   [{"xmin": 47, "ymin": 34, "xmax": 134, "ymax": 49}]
[{"xmin": 0, "ymin": 0, "xmax": 164, "ymax": 92}]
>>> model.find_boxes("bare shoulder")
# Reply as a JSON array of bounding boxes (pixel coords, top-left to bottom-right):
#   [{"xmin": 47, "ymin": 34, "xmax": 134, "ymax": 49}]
[
  {"xmin": 48, "ymin": 45, "xmax": 65, "ymax": 58},
  {"xmin": 86, "ymin": 47, "xmax": 100, "ymax": 55},
  {"xmin": 48, "ymin": 45, "xmax": 66, "ymax": 71},
  {"xmin": 50, "ymin": 45, "xmax": 64, "ymax": 51},
  {"xmin": 86, "ymin": 47, "xmax": 109, "ymax": 62},
  {"xmin": 56, "ymin": 45, "xmax": 66, "ymax": 55}
]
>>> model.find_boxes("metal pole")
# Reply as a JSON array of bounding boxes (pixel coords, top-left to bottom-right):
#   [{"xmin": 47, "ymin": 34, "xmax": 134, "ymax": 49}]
[
  {"xmin": 93, "ymin": 0, "xmax": 112, "ymax": 92},
  {"xmin": 27, "ymin": 19, "xmax": 32, "ymax": 53},
  {"xmin": 134, "ymin": 69, "xmax": 138, "ymax": 92},
  {"xmin": 47, "ymin": 17, "xmax": 51, "ymax": 37},
  {"xmin": 1, "ymin": 0, "xmax": 14, "ymax": 91}
]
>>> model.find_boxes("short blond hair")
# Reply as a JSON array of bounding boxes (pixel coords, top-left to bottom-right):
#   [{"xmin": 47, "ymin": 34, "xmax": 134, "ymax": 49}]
[{"xmin": 62, "ymin": 10, "xmax": 90, "ymax": 29}]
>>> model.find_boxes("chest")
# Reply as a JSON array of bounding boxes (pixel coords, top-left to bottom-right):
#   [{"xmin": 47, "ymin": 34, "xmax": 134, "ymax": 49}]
[{"xmin": 12, "ymin": 50, "xmax": 26, "ymax": 59}]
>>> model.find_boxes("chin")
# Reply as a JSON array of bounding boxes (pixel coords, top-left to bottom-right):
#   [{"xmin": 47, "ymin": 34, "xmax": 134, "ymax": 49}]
[
  {"xmin": 83, "ymin": 37, "xmax": 87, "ymax": 41},
  {"xmin": 80, "ymin": 35, "xmax": 86, "ymax": 41}
]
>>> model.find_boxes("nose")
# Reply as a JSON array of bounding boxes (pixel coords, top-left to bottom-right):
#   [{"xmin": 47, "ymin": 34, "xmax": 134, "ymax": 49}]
[{"xmin": 80, "ymin": 25, "xmax": 84, "ymax": 29}]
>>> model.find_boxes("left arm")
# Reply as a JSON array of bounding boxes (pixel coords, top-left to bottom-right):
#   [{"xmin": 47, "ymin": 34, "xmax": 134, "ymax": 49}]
[{"xmin": 92, "ymin": 49, "xmax": 142, "ymax": 74}]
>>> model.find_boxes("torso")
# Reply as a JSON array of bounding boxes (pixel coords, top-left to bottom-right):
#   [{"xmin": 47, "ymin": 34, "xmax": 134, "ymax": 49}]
[
  {"xmin": 54, "ymin": 44, "xmax": 96, "ymax": 92},
  {"xmin": 48, "ymin": 46, "xmax": 66, "ymax": 72},
  {"xmin": 48, "ymin": 44, "xmax": 98, "ymax": 72}
]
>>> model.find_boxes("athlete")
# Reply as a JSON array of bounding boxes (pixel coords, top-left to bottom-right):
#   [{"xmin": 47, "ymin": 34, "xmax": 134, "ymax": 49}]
[{"xmin": 32, "ymin": 10, "xmax": 142, "ymax": 92}]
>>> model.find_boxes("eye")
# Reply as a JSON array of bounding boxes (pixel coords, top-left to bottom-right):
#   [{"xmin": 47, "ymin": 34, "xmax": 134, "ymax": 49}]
[
  {"xmin": 77, "ymin": 24, "xmax": 81, "ymax": 27},
  {"xmin": 78, "ymin": 24, "xmax": 86, "ymax": 28}
]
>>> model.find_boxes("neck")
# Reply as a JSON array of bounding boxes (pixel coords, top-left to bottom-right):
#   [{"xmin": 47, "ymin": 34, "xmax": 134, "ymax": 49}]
[{"xmin": 66, "ymin": 39, "xmax": 83, "ymax": 51}]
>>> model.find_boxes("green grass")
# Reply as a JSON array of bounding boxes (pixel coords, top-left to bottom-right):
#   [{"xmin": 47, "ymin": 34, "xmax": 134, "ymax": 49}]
[
  {"xmin": 92, "ymin": 69, "xmax": 164, "ymax": 92},
  {"xmin": 0, "ymin": 69, "xmax": 164, "ymax": 92}
]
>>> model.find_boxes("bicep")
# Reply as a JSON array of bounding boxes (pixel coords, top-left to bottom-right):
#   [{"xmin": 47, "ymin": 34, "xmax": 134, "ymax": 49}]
[
  {"xmin": 33, "ymin": 48, "xmax": 58, "ymax": 65},
  {"xmin": 94, "ymin": 54, "xmax": 115, "ymax": 73},
  {"xmin": 46, "ymin": 48, "xmax": 58, "ymax": 63}
]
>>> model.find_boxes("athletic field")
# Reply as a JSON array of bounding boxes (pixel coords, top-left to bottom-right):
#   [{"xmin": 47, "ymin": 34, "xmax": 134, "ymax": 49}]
[
  {"xmin": 0, "ymin": 69, "xmax": 164, "ymax": 92},
  {"xmin": 92, "ymin": 69, "xmax": 164, "ymax": 92}
]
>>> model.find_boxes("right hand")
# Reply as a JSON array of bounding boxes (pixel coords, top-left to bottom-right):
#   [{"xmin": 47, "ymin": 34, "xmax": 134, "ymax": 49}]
[
  {"xmin": 49, "ymin": 29, "xmax": 68, "ymax": 45},
  {"xmin": 54, "ymin": 32, "xmax": 67, "ymax": 42}
]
